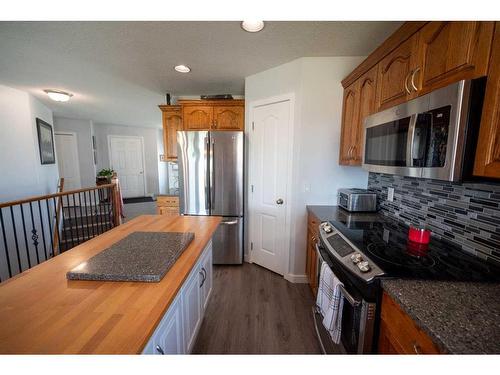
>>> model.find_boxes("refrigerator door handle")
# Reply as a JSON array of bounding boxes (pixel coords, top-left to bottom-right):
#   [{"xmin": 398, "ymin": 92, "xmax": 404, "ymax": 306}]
[
  {"xmin": 210, "ymin": 137, "xmax": 215, "ymax": 211},
  {"xmin": 205, "ymin": 136, "xmax": 210, "ymax": 210},
  {"xmin": 221, "ymin": 220, "xmax": 239, "ymax": 225}
]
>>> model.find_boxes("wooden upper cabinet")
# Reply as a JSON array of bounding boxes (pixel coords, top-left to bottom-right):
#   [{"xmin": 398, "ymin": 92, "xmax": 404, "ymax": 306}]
[
  {"xmin": 213, "ymin": 105, "xmax": 244, "ymax": 130},
  {"xmin": 160, "ymin": 106, "xmax": 183, "ymax": 161},
  {"xmin": 415, "ymin": 21, "xmax": 494, "ymax": 95},
  {"xmin": 339, "ymin": 66, "xmax": 377, "ymax": 165},
  {"xmin": 353, "ymin": 67, "xmax": 377, "ymax": 163},
  {"xmin": 339, "ymin": 83, "xmax": 359, "ymax": 165},
  {"xmin": 376, "ymin": 35, "xmax": 419, "ymax": 110},
  {"xmin": 474, "ymin": 23, "xmax": 500, "ymax": 179},
  {"xmin": 183, "ymin": 105, "xmax": 213, "ymax": 130}
]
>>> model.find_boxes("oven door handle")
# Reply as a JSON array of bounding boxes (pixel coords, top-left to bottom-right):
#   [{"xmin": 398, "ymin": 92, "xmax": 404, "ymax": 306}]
[
  {"xmin": 339, "ymin": 285, "xmax": 361, "ymax": 307},
  {"xmin": 315, "ymin": 244, "xmax": 361, "ymax": 307}
]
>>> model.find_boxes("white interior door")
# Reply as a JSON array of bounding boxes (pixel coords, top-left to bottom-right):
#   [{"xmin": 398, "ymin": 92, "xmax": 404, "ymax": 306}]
[
  {"xmin": 108, "ymin": 136, "xmax": 145, "ymax": 198},
  {"xmin": 249, "ymin": 99, "xmax": 292, "ymax": 275},
  {"xmin": 55, "ymin": 133, "xmax": 81, "ymax": 191}
]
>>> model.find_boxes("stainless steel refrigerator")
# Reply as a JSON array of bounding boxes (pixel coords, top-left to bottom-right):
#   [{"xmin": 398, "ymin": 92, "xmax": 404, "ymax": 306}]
[{"xmin": 177, "ymin": 130, "xmax": 243, "ymax": 264}]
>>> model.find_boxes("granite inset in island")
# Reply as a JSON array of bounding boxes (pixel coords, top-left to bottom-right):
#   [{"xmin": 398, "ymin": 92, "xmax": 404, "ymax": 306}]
[{"xmin": 67, "ymin": 231, "xmax": 194, "ymax": 282}]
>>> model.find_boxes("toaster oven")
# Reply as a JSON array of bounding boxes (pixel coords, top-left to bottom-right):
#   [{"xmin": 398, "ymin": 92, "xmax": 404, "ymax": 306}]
[{"xmin": 338, "ymin": 189, "xmax": 377, "ymax": 212}]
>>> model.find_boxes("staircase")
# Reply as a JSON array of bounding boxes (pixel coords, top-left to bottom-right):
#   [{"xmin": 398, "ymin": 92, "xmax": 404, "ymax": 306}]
[{"xmin": 60, "ymin": 203, "xmax": 113, "ymax": 251}]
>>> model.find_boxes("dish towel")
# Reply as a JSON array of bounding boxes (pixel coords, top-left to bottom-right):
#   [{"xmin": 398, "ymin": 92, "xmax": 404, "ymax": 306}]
[{"xmin": 316, "ymin": 261, "xmax": 345, "ymax": 344}]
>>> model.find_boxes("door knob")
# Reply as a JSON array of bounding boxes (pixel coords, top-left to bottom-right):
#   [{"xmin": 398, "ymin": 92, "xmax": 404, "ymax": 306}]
[{"xmin": 276, "ymin": 198, "xmax": 284, "ymax": 205}]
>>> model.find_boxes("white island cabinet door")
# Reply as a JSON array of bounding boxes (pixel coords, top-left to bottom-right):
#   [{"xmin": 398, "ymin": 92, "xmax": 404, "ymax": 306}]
[
  {"xmin": 182, "ymin": 263, "xmax": 202, "ymax": 353},
  {"xmin": 156, "ymin": 295, "xmax": 184, "ymax": 354},
  {"xmin": 200, "ymin": 243, "xmax": 213, "ymax": 312},
  {"xmin": 142, "ymin": 295, "xmax": 184, "ymax": 354}
]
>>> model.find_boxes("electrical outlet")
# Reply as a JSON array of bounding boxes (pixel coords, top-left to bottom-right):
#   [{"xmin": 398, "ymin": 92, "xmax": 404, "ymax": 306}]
[{"xmin": 387, "ymin": 187, "xmax": 395, "ymax": 202}]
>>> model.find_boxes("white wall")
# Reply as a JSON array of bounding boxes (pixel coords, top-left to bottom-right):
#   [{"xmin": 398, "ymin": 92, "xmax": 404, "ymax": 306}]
[
  {"xmin": 245, "ymin": 57, "xmax": 369, "ymax": 280},
  {"xmin": 0, "ymin": 84, "xmax": 58, "ymax": 202},
  {"xmin": 93, "ymin": 122, "xmax": 161, "ymax": 196},
  {"xmin": 53, "ymin": 117, "xmax": 96, "ymax": 188}
]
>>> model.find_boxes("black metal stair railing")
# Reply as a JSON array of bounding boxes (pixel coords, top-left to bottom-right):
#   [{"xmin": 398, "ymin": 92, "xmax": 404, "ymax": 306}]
[{"xmin": 0, "ymin": 184, "xmax": 119, "ymax": 282}]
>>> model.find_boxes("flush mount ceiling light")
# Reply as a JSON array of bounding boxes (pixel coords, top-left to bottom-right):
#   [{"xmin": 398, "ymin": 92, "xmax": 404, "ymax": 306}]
[
  {"xmin": 44, "ymin": 89, "xmax": 73, "ymax": 102},
  {"xmin": 174, "ymin": 65, "xmax": 191, "ymax": 73},
  {"xmin": 241, "ymin": 20, "xmax": 265, "ymax": 33}
]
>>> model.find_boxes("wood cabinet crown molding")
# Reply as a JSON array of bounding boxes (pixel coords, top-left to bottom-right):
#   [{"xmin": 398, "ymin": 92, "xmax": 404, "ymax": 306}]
[{"xmin": 177, "ymin": 99, "xmax": 245, "ymax": 106}]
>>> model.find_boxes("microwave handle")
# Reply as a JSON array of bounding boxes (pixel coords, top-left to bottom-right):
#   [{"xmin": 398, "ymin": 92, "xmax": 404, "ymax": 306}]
[
  {"xmin": 315, "ymin": 243, "xmax": 361, "ymax": 307},
  {"xmin": 406, "ymin": 114, "xmax": 417, "ymax": 167}
]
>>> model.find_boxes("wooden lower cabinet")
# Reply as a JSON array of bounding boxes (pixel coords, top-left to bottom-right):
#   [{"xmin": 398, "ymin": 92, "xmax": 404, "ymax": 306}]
[
  {"xmin": 378, "ymin": 292, "xmax": 441, "ymax": 354},
  {"xmin": 305, "ymin": 212, "xmax": 320, "ymax": 296},
  {"xmin": 474, "ymin": 23, "xmax": 500, "ymax": 179},
  {"xmin": 142, "ymin": 241, "xmax": 212, "ymax": 354},
  {"xmin": 157, "ymin": 196, "xmax": 179, "ymax": 216}
]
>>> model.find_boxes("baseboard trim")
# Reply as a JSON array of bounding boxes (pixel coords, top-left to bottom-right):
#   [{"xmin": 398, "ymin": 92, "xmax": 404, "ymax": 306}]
[{"xmin": 284, "ymin": 273, "xmax": 308, "ymax": 283}]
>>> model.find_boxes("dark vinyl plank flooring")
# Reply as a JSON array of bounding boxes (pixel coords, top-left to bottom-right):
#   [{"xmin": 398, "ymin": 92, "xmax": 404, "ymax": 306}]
[{"xmin": 192, "ymin": 263, "xmax": 322, "ymax": 354}]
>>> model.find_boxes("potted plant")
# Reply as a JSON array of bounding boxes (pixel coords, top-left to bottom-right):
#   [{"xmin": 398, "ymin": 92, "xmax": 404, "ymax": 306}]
[{"xmin": 96, "ymin": 168, "xmax": 115, "ymax": 184}]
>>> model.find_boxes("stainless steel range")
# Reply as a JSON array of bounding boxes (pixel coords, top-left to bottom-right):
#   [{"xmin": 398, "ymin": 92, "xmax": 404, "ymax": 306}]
[{"xmin": 313, "ymin": 212, "xmax": 500, "ymax": 354}]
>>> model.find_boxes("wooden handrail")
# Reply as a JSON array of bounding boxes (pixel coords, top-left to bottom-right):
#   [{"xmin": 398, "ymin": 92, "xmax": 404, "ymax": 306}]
[
  {"xmin": 0, "ymin": 183, "xmax": 116, "ymax": 209},
  {"xmin": 52, "ymin": 178, "xmax": 65, "ymax": 256}
]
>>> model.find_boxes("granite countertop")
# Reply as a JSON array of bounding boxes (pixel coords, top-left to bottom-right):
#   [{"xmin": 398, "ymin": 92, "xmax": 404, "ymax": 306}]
[
  {"xmin": 382, "ymin": 279, "xmax": 500, "ymax": 354},
  {"xmin": 67, "ymin": 231, "xmax": 194, "ymax": 282},
  {"xmin": 307, "ymin": 205, "xmax": 500, "ymax": 354}
]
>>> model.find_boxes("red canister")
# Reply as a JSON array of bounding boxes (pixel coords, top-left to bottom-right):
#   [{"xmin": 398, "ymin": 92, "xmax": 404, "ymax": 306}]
[{"xmin": 408, "ymin": 225, "xmax": 431, "ymax": 244}]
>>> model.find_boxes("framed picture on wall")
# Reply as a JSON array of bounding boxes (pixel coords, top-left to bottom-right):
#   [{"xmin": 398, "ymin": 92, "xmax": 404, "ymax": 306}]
[{"xmin": 36, "ymin": 118, "xmax": 56, "ymax": 165}]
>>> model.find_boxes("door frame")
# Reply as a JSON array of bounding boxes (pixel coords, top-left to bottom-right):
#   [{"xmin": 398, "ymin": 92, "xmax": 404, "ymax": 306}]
[
  {"xmin": 107, "ymin": 135, "xmax": 147, "ymax": 197},
  {"xmin": 54, "ymin": 131, "xmax": 82, "ymax": 189},
  {"xmin": 247, "ymin": 92, "xmax": 295, "ymax": 279}
]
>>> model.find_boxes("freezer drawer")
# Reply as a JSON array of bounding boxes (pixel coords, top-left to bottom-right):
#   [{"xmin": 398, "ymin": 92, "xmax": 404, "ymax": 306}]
[{"xmin": 212, "ymin": 217, "xmax": 243, "ymax": 264}]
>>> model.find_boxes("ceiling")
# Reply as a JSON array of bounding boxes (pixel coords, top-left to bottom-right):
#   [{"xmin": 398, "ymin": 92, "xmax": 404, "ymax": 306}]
[{"xmin": 0, "ymin": 21, "xmax": 402, "ymax": 128}]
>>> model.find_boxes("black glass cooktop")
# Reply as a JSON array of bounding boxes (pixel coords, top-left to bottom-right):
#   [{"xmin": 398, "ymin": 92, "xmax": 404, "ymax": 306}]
[{"xmin": 329, "ymin": 214, "xmax": 500, "ymax": 282}]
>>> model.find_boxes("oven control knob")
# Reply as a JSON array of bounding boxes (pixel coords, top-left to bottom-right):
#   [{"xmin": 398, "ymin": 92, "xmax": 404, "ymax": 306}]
[
  {"xmin": 350, "ymin": 253, "xmax": 363, "ymax": 264},
  {"xmin": 320, "ymin": 222, "xmax": 333, "ymax": 233},
  {"xmin": 357, "ymin": 261, "xmax": 371, "ymax": 273}
]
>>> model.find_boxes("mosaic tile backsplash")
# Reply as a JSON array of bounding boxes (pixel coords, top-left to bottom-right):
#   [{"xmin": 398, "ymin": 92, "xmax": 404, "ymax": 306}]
[{"xmin": 368, "ymin": 172, "xmax": 500, "ymax": 264}]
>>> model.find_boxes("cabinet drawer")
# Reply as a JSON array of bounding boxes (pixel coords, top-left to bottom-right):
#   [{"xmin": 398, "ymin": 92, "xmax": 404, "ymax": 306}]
[
  {"xmin": 157, "ymin": 196, "xmax": 179, "ymax": 207},
  {"xmin": 379, "ymin": 292, "xmax": 441, "ymax": 354}
]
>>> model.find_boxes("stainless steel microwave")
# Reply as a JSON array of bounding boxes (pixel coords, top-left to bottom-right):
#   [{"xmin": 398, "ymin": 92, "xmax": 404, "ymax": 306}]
[{"xmin": 362, "ymin": 79, "xmax": 485, "ymax": 181}]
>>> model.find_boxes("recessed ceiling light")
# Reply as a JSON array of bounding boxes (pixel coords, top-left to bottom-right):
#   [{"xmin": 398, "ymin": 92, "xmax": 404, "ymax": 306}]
[
  {"xmin": 174, "ymin": 65, "xmax": 191, "ymax": 73},
  {"xmin": 44, "ymin": 89, "xmax": 73, "ymax": 102},
  {"xmin": 241, "ymin": 20, "xmax": 265, "ymax": 33}
]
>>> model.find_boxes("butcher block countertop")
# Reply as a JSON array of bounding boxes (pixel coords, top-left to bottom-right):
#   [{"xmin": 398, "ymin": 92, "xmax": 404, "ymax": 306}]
[{"xmin": 0, "ymin": 215, "xmax": 221, "ymax": 354}]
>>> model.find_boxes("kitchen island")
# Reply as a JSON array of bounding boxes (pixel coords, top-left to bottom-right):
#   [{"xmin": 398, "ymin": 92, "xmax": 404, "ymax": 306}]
[{"xmin": 0, "ymin": 214, "xmax": 221, "ymax": 354}]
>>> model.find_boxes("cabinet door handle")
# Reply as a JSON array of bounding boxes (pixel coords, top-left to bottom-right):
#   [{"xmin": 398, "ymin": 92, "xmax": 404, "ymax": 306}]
[
  {"xmin": 410, "ymin": 67, "xmax": 420, "ymax": 92},
  {"xmin": 199, "ymin": 267, "xmax": 207, "ymax": 288},
  {"xmin": 352, "ymin": 145, "xmax": 356, "ymax": 160},
  {"xmin": 155, "ymin": 345, "xmax": 165, "ymax": 355},
  {"xmin": 199, "ymin": 270, "xmax": 205, "ymax": 288},
  {"xmin": 412, "ymin": 341, "xmax": 422, "ymax": 354},
  {"xmin": 404, "ymin": 71, "xmax": 412, "ymax": 94}
]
